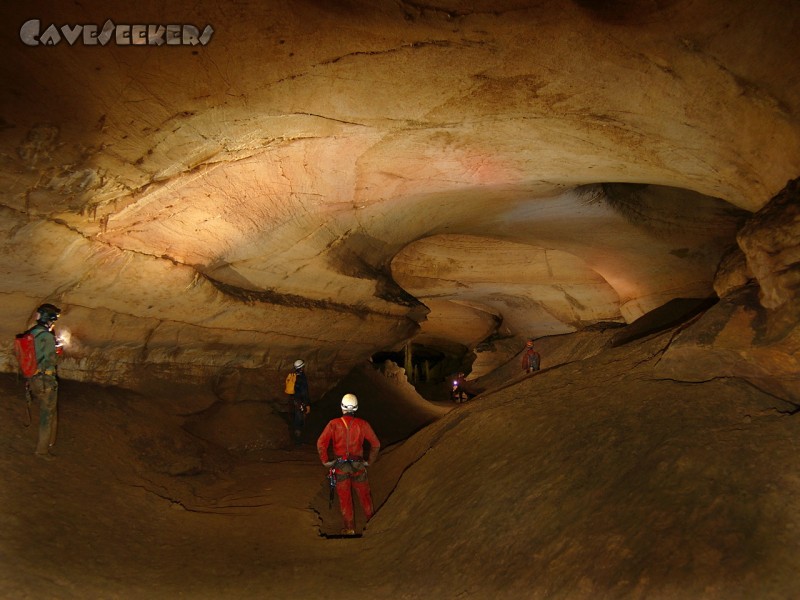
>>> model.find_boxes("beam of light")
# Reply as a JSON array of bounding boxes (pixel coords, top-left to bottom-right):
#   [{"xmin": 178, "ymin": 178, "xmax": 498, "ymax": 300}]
[{"xmin": 56, "ymin": 327, "xmax": 72, "ymax": 349}]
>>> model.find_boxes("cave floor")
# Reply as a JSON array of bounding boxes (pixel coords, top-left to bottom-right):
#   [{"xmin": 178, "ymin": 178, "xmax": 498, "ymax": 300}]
[
  {"xmin": 0, "ymin": 369, "xmax": 460, "ymax": 600},
  {"xmin": 3, "ymin": 329, "xmax": 800, "ymax": 599},
  {"xmin": 0, "ymin": 374, "xmax": 371, "ymax": 599}
]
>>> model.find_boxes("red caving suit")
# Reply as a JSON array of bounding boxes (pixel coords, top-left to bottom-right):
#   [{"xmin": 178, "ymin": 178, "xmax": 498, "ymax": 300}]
[{"xmin": 317, "ymin": 414, "xmax": 380, "ymax": 532}]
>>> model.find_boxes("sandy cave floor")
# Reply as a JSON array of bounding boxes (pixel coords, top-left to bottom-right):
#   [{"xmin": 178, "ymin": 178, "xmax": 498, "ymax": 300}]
[
  {"xmin": 0, "ymin": 374, "xmax": 375, "ymax": 599},
  {"xmin": 3, "ymin": 330, "xmax": 800, "ymax": 599},
  {"xmin": 0, "ymin": 367, "xmax": 456, "ymax": 600}
]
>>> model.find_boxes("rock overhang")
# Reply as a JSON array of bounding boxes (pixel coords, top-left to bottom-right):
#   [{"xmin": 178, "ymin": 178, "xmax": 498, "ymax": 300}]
[{"xmin": 0, "ymin": 0, "xmax": 798, "ymax": 393}]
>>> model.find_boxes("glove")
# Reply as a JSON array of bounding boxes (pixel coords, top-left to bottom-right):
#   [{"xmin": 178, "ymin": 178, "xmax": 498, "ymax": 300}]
[{"xmin": 323, "ymin": 460, "xmax": 336, "ymax": 468}]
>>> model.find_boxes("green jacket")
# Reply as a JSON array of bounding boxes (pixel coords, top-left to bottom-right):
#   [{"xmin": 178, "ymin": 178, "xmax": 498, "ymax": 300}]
[{"xmin": 30, "ymin": 323, "xmax": 58, "ymax": 373}]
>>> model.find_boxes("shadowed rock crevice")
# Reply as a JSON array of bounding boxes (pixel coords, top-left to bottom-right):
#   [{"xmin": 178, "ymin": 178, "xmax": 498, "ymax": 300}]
[
  {"xmin": 204, "ymin": 274, "xmax": 377, "ymax": 314},
  {"xmin": 610, "ymin": 296, "xmax": 719, "ymax": 347},
  {"xmin": 572, "ymin": 0, "xmax": 684, "ymax": 24},
  {"xmin": 579, "ymin": 182, "xmax": 750, "ymax": 237},
  {"xmin": 324, "ymin": 230, "xmax": 426, "ymax": 308}
]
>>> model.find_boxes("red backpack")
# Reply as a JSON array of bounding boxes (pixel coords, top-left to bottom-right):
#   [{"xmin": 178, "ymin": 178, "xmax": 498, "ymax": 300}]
[{"xmin": 14, "ymin": 330, "xmax": 38, "ymax": 378}]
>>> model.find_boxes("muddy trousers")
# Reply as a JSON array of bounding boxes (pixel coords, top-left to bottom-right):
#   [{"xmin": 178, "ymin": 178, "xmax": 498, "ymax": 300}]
[
  {"xmin": 291, "ymin": 406, "xmax": 306, "ymax": 440},
  {"xmin": 29, "ymin": 374, "xmax": 58, "ymax": 454},
  {"xmin": 335, "ymin": 470, "xmax": 374, "ymax": 531}
]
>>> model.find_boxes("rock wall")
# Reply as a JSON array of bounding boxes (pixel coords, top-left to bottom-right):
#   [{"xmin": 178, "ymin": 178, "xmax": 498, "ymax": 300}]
[{"xmin": 658, "ymin": 178, "xmax": 800, "ymax": 404}]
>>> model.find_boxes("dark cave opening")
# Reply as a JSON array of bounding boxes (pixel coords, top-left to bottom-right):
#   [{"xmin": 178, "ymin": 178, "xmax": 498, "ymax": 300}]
[
  {"xmin": 371, "ymin": 345, "xmax": 438, "ymax": 382},
  {"xmin": 371, "ymin": 343, "xmax": 470, "ymax": 402}
]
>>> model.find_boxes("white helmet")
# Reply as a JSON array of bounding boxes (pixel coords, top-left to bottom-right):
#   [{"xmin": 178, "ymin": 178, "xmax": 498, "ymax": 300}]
[
  {"xmin": 341, "ymin": 393, "xmax": 358, "ymax": 412},
  {"xmin": 293, "ymin": 359, "xmax": 305, "ymax": 370}
]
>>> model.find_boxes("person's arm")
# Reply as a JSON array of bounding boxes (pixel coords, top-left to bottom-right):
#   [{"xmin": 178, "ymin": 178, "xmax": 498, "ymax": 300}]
[
  {"xmin": 316, "ymin": 422, "xmax": 334, "ymax": 465},
  {"xmin": 362, "ymin": 421, "xmax": 380, "ymax": 465}
]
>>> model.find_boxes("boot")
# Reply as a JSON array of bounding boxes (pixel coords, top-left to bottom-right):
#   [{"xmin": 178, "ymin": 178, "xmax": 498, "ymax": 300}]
[{"xmin": 341, "ymin": 519, "xmax": 355, "ymax": 535}]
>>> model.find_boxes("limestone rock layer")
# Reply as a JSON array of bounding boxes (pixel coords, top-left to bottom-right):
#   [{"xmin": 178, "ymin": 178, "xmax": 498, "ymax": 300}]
[{"xmin": 0, "ymin": 1, "xmax": 798, "ymax": 392}]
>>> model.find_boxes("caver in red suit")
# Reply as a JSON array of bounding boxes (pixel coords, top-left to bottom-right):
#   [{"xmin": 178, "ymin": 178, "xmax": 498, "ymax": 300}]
[
  {"xmin": 317, "ymin": 393, "xmax": 380, "ymax": 534},
  {"xmin": 521, "ymin": 339, "xmax": 541, "ymax": 373}
]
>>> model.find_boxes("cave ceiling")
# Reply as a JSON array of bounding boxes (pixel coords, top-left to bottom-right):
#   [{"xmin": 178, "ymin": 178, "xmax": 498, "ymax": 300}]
[{"xmin": 0, "ymin": 0, "xmax": 798, "ymax": 389}]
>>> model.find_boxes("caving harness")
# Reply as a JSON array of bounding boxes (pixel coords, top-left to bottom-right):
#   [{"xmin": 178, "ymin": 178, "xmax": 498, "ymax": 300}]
[{"xmin": 326, "ymin": 416, "xmax": 368, "ymax": 508}]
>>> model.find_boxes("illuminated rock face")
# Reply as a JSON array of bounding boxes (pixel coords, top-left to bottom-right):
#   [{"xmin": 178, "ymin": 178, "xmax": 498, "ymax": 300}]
[{"xmin": 0, "ymin": 1, "xmax": 798, "ymax": 395}]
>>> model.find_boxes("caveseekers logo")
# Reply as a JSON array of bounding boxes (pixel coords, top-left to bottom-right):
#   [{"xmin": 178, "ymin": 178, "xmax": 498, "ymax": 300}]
[{"xmin": 20, "ymin": 19, "xmax": 214, "ymax": 46}]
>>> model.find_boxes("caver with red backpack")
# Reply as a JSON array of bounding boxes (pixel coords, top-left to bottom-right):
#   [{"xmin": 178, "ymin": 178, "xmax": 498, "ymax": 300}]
[
  {"xmin": 317, "ymin": 393, "xmax": 380, "ymax": 535},
  {"xmin": 14, "ymin": 303, "xmax": 63, "ymax": 460}
]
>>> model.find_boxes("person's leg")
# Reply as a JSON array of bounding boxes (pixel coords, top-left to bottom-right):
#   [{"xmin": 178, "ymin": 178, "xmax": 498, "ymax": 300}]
[
  {"xmin": 47, "ymin": 379, "xmax": 58, "ymax": 447},
  {"xmin": 33, "ymin": 377, "xmax": 57, "ymax": 456},
  {"xmin": 352, "ymin": 470, "xmax": 374, "ymax": 521},
  {"xmin": 292, "ymin": 407, "xmax": 303, "ymax": 441},
  {"xmin": 335, "ymin": 474, "xmax": 355, "ymax": 532}
]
